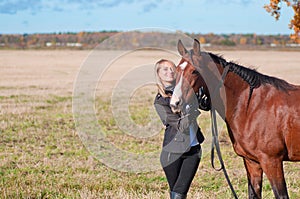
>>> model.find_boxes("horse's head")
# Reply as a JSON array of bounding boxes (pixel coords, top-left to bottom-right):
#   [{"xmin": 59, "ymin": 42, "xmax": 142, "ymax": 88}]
[{"xmin": 170, "ymin": 39, "xmax": 211, "ymax": 114}]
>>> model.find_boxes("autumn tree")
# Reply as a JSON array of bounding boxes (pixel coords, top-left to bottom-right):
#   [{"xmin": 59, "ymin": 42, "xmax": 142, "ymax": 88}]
[
  {"xmin": 199, "ymin": 36, "xmax": 206, "ymax": 44},
  {"xmin": 264, "ymin": 0, "xmax": 300, "ymax": 43},
  {"xmin": 239, "ymin": 37, "xmax": 247, "ymax": 45}
]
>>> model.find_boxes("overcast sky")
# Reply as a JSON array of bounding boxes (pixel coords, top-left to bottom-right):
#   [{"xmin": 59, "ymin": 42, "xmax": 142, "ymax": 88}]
[{"xmin": 0, "ymin": 0, "xmax": 294, "ymax": 34}]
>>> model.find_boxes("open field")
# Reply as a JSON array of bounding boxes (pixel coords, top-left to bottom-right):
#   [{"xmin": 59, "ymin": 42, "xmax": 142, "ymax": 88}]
[{"xmin": 1, "ymin": 50, "xmax": 300, "ymax": 198}]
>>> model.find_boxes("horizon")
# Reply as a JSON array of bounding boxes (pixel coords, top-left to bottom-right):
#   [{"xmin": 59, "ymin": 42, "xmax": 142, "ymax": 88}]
[{"xmin": 0, "ymin": 30, "xmax": 293, "ymax": 36}]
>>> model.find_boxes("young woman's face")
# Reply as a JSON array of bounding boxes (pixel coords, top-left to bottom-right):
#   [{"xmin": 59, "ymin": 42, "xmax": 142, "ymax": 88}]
[{"xmin": 158, "ymin": 62, "xmax": 175, "ymax": 86}]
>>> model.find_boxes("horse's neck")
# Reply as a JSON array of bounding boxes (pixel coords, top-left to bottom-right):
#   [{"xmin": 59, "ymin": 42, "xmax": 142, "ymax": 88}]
[{"xmin": 213, "ymin": 63, "xmax": 249, "ymax": 119}]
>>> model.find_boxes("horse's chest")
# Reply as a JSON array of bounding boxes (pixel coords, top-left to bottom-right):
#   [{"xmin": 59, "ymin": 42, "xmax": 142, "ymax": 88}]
[{"xmin": 227, "ymin": 123, "xmax": 259, "ymax": 160}]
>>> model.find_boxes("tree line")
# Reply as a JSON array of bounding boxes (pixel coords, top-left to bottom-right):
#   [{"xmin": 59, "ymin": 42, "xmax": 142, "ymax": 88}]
[{"xmin": 0, "ymin": 31, "xmax": 298, "ymax": 50}]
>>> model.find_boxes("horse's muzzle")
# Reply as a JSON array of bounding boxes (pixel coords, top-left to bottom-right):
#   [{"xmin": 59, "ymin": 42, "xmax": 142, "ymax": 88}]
[{"xmin": 170, "ymin": 94, "xmax": 183, "ymax": 113}]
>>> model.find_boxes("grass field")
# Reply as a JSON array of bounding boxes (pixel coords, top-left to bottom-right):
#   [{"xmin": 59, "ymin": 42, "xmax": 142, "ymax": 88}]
[{"xmin": 1, "ymin": 50, "xmax": 300, "ymax": 198}]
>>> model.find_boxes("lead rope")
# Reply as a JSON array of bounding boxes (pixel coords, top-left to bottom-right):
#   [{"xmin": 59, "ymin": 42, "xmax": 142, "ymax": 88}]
[{"xmin": 210, "ymin": 64, "xmax": 238, "ymax": 199}]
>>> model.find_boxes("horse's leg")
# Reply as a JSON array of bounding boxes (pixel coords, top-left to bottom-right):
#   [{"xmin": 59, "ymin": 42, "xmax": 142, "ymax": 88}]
[
  {"xmin": 243, "ymin": 158, "xmax": 263, "ymax": 199},
  {"xmin": 260, "ymin": 158, "xmax": 289, "ymax": 199}
]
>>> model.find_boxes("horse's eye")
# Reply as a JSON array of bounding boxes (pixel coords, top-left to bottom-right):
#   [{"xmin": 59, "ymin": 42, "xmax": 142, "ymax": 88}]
[{"xmin": 192, "ymin": 70, "xmax": 200, "ymax": 75}]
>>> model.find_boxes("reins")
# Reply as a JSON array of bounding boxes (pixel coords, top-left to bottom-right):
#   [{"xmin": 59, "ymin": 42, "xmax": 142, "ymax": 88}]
[{"xmin": 209, "ymin": 64, "xmax": 239, "ymax": 199}]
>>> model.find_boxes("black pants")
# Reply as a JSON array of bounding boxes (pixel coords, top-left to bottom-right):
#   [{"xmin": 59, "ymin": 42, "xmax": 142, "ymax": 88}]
[{"xmin": 161, "ymin": 145, "xmax": 201, "ymax": 195}]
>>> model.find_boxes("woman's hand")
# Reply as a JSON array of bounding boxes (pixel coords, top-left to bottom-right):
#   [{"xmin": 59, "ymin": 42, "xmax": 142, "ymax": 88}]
[{"xmin": 178, "ymin": 104, "xmax": 200, "ymax": 132}]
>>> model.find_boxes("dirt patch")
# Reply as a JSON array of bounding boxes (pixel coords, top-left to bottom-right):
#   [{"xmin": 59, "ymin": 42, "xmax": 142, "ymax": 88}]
[{"xmin": 1, "ymin": 50, "xmax": 299, "ymax": 97}]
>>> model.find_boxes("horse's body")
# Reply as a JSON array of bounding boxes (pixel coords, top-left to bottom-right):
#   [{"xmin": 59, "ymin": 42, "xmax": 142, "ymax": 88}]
[{"xmin": 170, "ymin": 39, "xmax": 300, "ymax": 199}]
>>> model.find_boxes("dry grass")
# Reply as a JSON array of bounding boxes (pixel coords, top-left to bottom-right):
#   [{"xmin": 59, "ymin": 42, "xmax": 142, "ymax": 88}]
[{"xmin": 0, "ymin": 50, "xmax": 300, "ymax": 198}]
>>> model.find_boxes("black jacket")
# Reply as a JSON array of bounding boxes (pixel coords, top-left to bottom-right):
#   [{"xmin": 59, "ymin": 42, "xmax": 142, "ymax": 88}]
[{"xmin": 154, "ymin": 93, "xmax": 205, "ymax": 153}]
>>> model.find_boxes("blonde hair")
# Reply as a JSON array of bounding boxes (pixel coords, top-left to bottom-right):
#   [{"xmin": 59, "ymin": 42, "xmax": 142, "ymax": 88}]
[{"xmin": 154, "ymin": 59, "xmax": 176, "ymax": 98}]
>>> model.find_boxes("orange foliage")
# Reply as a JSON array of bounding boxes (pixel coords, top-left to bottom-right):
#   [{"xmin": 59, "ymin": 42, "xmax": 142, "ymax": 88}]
[
  {"xmin": 199, "ymin": 36, "xmax": 206, "ymax": 44},
  {"xmin": 239, "ymin": 37, "xmax": 247, "ymax": 45},
  {"xmin": 264, "ymin": 0, "xmax": 300, "ymax": 43}
]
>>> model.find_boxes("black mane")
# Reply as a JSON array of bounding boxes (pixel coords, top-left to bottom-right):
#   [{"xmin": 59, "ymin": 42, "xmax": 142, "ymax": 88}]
[
  {"xmin": 205, "ymin": 52, "xmax": 296, "ymax": 109},
  {"xmin": 207, "ymin": 52, "xmax": 296, "ymax": 92}
]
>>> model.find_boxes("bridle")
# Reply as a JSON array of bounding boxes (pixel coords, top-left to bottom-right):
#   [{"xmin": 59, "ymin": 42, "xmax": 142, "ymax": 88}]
[{"xmin": 210, "ymin": 63, "xmax": 238, "ymax": 199}]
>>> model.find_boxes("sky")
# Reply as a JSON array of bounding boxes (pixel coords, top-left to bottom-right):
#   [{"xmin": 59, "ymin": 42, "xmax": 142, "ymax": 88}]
[{"xmin": 0, "ymin": 0, "xmax": 295, "ymax": 35}]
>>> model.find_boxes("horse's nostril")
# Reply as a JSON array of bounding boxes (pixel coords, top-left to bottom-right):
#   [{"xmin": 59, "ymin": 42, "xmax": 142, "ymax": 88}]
[{"xmin": 171, "ymin": 100, "xmax": 180, "ymax": 108}]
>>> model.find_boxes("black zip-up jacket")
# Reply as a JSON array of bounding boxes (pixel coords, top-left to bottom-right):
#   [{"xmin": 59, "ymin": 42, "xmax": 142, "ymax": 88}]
[{"xmin": 154, "ymin": 93, "xmax": 205, "ymax": 153}]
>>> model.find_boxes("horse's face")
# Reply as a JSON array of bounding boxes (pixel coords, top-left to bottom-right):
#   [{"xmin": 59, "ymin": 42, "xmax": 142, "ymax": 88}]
[{"xmin": 170, "ymin": 39, "xmax": 210, "ymax": 114}]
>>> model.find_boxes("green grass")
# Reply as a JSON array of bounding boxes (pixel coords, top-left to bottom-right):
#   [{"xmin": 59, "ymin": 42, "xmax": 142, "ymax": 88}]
[{"xmin": 1, "ymin": 92, "xmax": 300, "ymax": 198}]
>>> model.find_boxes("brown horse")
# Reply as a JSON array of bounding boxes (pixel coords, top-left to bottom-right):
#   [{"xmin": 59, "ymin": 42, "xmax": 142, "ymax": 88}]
[{"xmin": 170, "ymin": 39, "xmax": 300, "ymax": 199}]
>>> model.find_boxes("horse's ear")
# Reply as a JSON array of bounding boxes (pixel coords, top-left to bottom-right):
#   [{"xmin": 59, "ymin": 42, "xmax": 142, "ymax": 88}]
[
  {"xmin": 193, "ymin": 39, "xmax": 201, "ymax": 56},
  {"xmin": 178, "ymin": 40, "xmax": 187, "ymax": 56}
]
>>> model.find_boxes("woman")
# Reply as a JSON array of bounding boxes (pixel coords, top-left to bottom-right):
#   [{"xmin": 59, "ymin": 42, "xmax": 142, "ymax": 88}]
[{"xmin": 154, "ymin": 59, "xmax": 205, "ymax": 199}]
